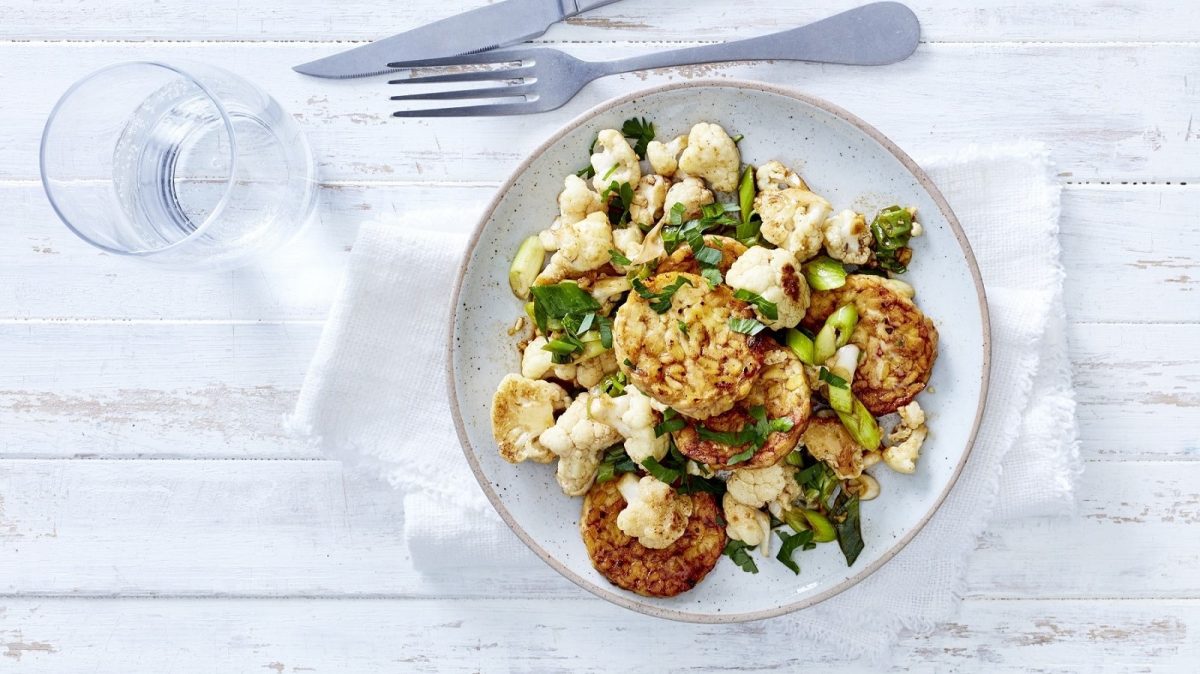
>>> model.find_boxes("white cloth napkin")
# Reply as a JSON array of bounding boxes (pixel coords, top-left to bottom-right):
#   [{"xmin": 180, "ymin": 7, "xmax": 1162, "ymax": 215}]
[{"xmin": 288, "ymin": 142, "xmax": 1080, "ymax": 659}]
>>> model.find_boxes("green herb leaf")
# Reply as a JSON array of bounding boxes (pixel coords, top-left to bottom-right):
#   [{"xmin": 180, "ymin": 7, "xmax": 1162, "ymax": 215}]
[
  {"xmin": 575, "ymin": 164, "xmax": 595, "ymax": 179},
  {"xmin": 732, "ymin": 289, "xmax": 779, "ymax": 321},
  {"xmin": 542, "ymin": 338, "xmax": 582, "ymax": 356},
  {"xmin": 731, "ymin": 133, "xmax": 744, "ymax": 144},
  {"xmin": 694, "ymin": 245, "xmax": 723, "ymax": 267},
  {"xmin": 728, "ymin": 317, "xmax": 766, "ymax": 336},
  {"xmin": 654, "ymin": 408, "xmax": 686, "ymax": 437},
  {"xmin": 696, "ymin": 404, "xmax": 793, "ymax": 459},
  {"xmin": 701, "ymin": 268, "xmax": 723, "ymax": 288},
  {"xmin": 632, "ymin": 275, "xmax": 693, "ymax": 314},
  {"xmin": 677, "ymin": 320, "xmax": 689, "ymax": 336},
  {"xmin": 640, "ymin": 455, "xmax": 681, "ymax": 484},
  {"xmin": 833, "ymin": 492, "xmax": 865, "ymax": 567},
  {"xmin": 620, "ymin": 116, "xmax": 656, "ymax": 159},
  {"xmin": 596, "ymin": 444, "xmax": 638, "ymax": 483},
  {"xmin": 726, "ymin": 446, "xmax": 756, "ymax": 465},
  {"xmin": 775, "ymin": 529, "xmax": 815, "ymax": 574},
  {"xmin": 576, "ymin": 311, "xmax": 595, "ymax": 335},
  {"xmin": 668, "ymin": 202, "xmax": 688, "ymax": 226},
  {"xmin": 723, "ymin": 539, "xmax": 760, "ymax": 574},
  {"xmin": 530, "ymin": 283, "xmax": 601, "ymax": 322},
  {"xmin": 609, "ymin": 248, "xmax": 632, "ymax": 266},
  {"xmin": 596, "ymin": 314, "xmax": 614, "ymax": 349}
]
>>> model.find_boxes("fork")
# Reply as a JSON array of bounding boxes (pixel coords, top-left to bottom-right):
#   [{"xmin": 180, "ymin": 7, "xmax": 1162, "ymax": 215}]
[{"xmin": 389, "ymin": 2, "xmax": 919, "ymax": 117}]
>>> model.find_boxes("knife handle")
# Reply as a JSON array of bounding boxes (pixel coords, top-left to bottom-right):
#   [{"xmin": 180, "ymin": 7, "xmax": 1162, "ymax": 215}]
[
  {"xmin": 592, "ymin": 2, "xmax": 919, "ymax": 73},
  {"xmin": 568, "ymin": 0, "xmax": 624, "ymax": 15}
]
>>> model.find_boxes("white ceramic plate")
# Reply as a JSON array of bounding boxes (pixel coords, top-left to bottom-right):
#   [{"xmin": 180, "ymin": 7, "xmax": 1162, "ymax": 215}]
[{"xmin": 447, "ymin": 80, "xmax": 990, "ymax": 622}]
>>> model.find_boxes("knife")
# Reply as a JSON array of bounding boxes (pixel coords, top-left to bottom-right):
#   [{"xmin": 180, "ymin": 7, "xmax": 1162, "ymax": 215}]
[{"xmin": 294, "ymin": 0, "xmax": 624, "ymax": 79}]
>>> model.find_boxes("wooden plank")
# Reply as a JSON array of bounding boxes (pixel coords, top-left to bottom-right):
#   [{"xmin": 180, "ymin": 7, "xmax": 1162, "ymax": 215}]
[
  {"xmin": 3, "ymin": 43, "xmax": 1200, "ymax": 183},
  {"xmin": 0, "ymin": 459, "xmax": 1196, "ymax": 599},
  {"xmin": 0, "ymin": 322, "xmax": 1194, "ymax": 460},
  {"xmin": 3, "ymin": 183, "xmax": 1198, "ymax": 322},
  {"xmin": 9, "ymin": 0, "xmax": 1200, "ymax": 42},
  {"xmin": 0, "ymin": 596, "xmax": 1197, "ymax": 672}
]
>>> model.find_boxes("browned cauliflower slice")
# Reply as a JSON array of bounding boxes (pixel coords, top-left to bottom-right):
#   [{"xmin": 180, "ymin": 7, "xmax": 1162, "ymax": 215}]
[
  {"xmin": 823, "ymin": 209, "xmax": 873, "ymax": 265},
  {"xmin": 490, "ymin": 374, "xmax": 570, "ymax": 464},
  {"xmin": 756, "ymin": 160, "xmax": 809, "ymax": 192},
  {"xmin": 613, "ymin": 272, "xmax": 767, "ymax": 420},
  {"xmin": 677, "ymin": 122, "xmax": 741, "ymax": 192},
  {"xmin": 755, "ymin": 187, "xmax": 833, "ymax": 261},
  {"xmin": 883, "ymin": 400, "xmax": 928, "ymax": 474},
  {"xmin": 615, "ymin": 473, "xmax": 693, "ymax": 549},
  {"xmin": 725, "ymin": 246, "xmax": 811, "ymax": 330},
  {"xmin": 802, "ymin": 415, "xmax": 865, "ymax": 479},
  {"xmin": 722, "ymin": 492, "xmax": 771, "ymax": 549}
]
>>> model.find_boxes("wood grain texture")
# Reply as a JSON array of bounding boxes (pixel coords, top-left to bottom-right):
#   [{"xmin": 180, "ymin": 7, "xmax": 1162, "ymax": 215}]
[
  {"xmin": 9, "ymin": 0, "xmax": 1200, "ymax": 42},
  {"xmin": 0, "ymin": 459, "xmax": 1196, "ymax": 599},
  {"xmin": 3, "ymin": 43, "xmax": 1200, "ymax": 183},
  {"xmin": 1, "ymin": 597, "xmax": 1198, "ymax": 673},
  {"xmin": 3, "ymin": 183, "xmax": 1198, "ymax": 322}
]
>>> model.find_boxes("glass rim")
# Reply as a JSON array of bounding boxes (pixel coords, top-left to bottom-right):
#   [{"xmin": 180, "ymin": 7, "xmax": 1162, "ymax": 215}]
[{"xmin": 39, "ymin": 60, "xmax": 240, "ymax": 257}]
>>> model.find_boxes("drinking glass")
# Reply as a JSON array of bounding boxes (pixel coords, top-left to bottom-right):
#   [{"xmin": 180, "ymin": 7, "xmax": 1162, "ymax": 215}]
[{"xmin": 40, "ymin": 61, "xmax": 318, "ymax": 269}]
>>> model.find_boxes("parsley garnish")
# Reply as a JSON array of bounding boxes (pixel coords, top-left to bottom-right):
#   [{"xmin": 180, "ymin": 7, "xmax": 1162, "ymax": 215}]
[
  {"xmin": 596, "ymin": 445, "xmax": 637, "ymax": 484},
  {"xmin": 600, "ymin": 180, "xmax": 636, "ymax": 226},
  {"xmin": 608, "ymin": 248, "xmax": 632, "ymax": 266},
  {"xmin": 693, "ymin": 245, "xmax": 723, "ymax": 267},
  {"xmin": 632, "ymin": 275, "xmax": 693, "ymax": 314},
  {"xmin": 640, "ymin": 455, "xmax": 681, "ymax": 484},
  {"xmin": 776, "ymin": 529, "xmax": 816, "ymax": 574},
  {"xmin": 695, "ymin": 405, "xmax": 794, "ymax": 463},
  {"xmin": 728, "ymin": 317, "xmax": 766, "ymax": 335},
  {"xmin": 723, "ymin": 539, "xmax": 759, "ymax": 574},
  {"xmin": 832, "ymin": 492, "xmax": 865, "ymax": 567},
  {"xmin": 530, "ymin": 282, "xmax": 607, "ymax": 362},
  {"xmin": 732, "ymin": 289, "xmax": 778, "ymax": 321},
  {"xmin": 700, "ymin": 267, "xmax": 723, "ymax": 288},
  {"xmin": 575, "ymin": 134, "xmax": 599, "ymax": 179},
  {"xmin": 621, "ymin": 116, "xmax": 656, "ymax": 159},
  {"xmin": 600, "ymin": 370, "xmax": 628, "ymax": 397}
]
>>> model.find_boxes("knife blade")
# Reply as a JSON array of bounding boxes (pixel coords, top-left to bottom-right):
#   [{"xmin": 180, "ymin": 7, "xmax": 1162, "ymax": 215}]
[{"xmin": 294, "ymin": 0, "xmax": 621, "ymax": 79}]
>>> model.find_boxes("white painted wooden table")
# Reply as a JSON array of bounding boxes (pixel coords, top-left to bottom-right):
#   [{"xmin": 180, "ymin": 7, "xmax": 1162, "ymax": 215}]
[{"xmin": 2, "ymin": 1, "xmax": 1199, "ymax": 671}]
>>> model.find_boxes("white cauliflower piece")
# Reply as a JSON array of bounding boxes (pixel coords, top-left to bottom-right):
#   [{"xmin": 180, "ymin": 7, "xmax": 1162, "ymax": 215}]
[
  {"xmin": 615, "ymin": 474, "xmax": 692, "ymax": 549},
  {"xmin": 611, "ymin": 226, "xmax": 645, "ymax": 266},
  {"xmin": 539, "ymin": 175, "xmax": 603, "ymax": 251},
  {"xmin": 539, "ymin": 392, "xmax": 622, "ymax": 496},
  {"xmin": 521, "ymin": 337, "xmax": 555, "ymax": 380},
  {"xmin": 726, "ymin": 464, "xmax": 788, "ymax": 508},
  {"xmin": 647, "ymin": 134, "xmax": 688, "ymax": 177},
  {"xmin": 723, "ymin": 492, "xmax": 771, "ymax": 549},
  {"xmin": 490, "ymin": 374, "xmax": 570, "ymax": 464},
  {"xmin": 590, "ymin": 385, "xmax": 668, "ymax": 465},
  {"xmin": 823, "ymin": 209, "xmax": 874, "ymax": 265},
  {"xmin": 661, "ymin": 177, "xmax": 715, "ymax": 222},
  {"xmin": 677, "ymin": 122, "xmax": 741, "ymax": 192},
  {"xmin": 725, "ymin": 246, "xmax": 811, "ymax": 330},
  {"xmin": 755, "ymin": 188, "xmax": 833, "ymax": 261},
  {"xmin": 590, "ymin": 129, "xmax": 641, "ymax": 191},
  {"xmin": 574, "ymin": 350, "xmax": 619, "ymax": 389},
  {"xmin": 536, "ymin": 211, "xmax": 614, "ymax": 285},
  {"xmin": 629, "ymin": 174, "xmax": 668, "ymax": 227},
  {"xmin": 883, "ymin": 400, "xmax": 927, "ymax": 474},
  {"xmin": 767, "ymin": 466, "xmax": 803, "ymax": 519},
  {"xmin": 756, "ymin": 160, "xmax": 809, "ymax": 192}
]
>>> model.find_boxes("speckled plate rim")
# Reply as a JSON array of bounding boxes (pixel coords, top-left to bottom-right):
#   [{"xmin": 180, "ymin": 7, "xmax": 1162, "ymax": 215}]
[{"xmin": 445, "ymin": 79, "xmax": 992, "ymax": 623}]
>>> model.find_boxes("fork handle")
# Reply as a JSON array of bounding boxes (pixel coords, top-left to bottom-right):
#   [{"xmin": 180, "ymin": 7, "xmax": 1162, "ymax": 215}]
[{"xmin": 592, "ymin": 2, "xmax": 919, "ymax": 76}]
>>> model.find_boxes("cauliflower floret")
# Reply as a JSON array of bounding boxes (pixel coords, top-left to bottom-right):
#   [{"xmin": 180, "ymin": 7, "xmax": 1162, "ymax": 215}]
[
  {"xmin": 726, "ymin": 464, "xmax": 788, "ymax": 508},
  {"xmin": 723, "ymin": 492, "xmax": 771, "ymax": 549},
  {"xmin": 491, "ymin": 374, "xmax": 570, "ymax": 464},
  {"xmin": 575, "ymin": 350, "xmax": 619, "ymax": 389},
  {"xmin": 615, "ymin": 474, "xmax": 692, "ymax": 549},
  {"xmin": 611, "ymin": 226, "xmax": 645, "ymax": 265},
  {"xmin": 755, "ymin": 188, "xmax": 833, "ymax": 261},
  {"xmin": 536, "ymin": 211, "xmax": 614, "ymax": 285},
  {"xmin": 823, "ymin": 209, "xmax": 874, "ymax": 265},
  {"xmin": 677, "ymin": 122, "xmax": 741, "ymax": 192},
  {"xmin": 766, "ymin": 465, "xmax": 803, "ymax": 519},
  {"xmin": 539, "ymin": 175, "xmax": 603, "ymax": 251},
  {"xmin": 725, "ymin": 246, "xmax": 811, "ymax": 330},
  {"xmin": 590, "ymin": 129, "xmax": 641, "ymax": 191},
  {"xmin": 590, "ymin": 385, "xmax": 668, "ymax": 465},
  {"xmin": 629, "ymin": 174, "xmax": 668, "ymax": 228},
  {"xmin": 802, "ymin": 417, "xmax": 865, "ymax": 480},
  {"xmin": 756, "ymin": 160, "xmax": 809, "ymax": 192},
  {"xmin": 647, "ymin": 134, "xmax": 688, "ymax": 177},
  {"xmin": 521, "ymin": 337, "xmax": 555, "ymax": 379},
  {"xmin": 539, "ymin": 392, "xmax": 622, "ymax": 496},
  {"xmin": 661, "ymin": 177, "xmax": 715, "ymax": 222},
  {"xmin": 883, "ymin": 400, "xmax": 927, "ymax": 474}
]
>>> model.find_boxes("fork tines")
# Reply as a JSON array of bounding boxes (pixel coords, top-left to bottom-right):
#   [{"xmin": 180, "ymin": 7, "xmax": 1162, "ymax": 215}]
[{"xmin": 389, "ymin": 48, "xmax": 545, "ymax": 117}]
